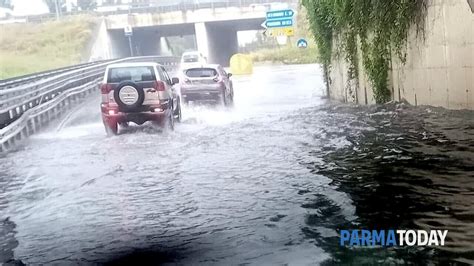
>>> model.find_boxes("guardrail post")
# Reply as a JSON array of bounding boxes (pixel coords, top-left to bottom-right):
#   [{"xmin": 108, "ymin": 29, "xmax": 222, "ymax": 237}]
[
  {"xmin": 46, "ymin": 110, "xmax": 51, "ymax": 123},
  {"xmin": 41, "ymin": 112, "xmax": 46, "ymax": 125},
  {"xmin": 6, "ymin": 139, "xmax": 13, "ymax": 151},
  {"xmin": 5, "ymin": 139, "xmax": 10, "ymax": 151},
  {"xmin": 20, "ymin": 127, "xmax": 27, "ymax": 140},
  {"xmin": 55, "ymin": 105, "xmax": 60, "ymax": 118},
  {"xmin": 29, "ymin": 119, "xmax": 36, "ymax": 135}
]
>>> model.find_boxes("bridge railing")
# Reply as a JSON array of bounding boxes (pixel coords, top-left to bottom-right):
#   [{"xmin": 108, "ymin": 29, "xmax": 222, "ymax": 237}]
[
  {"xmin": 2, "ymin": 0, "xmax": 298, "ymax": 23},
  {"xmin": 102, "ymin": 0, "xmax": 297, "ymax": 15},
  {"xmin": 0, "ymin": 56, "xmax": 180, "ymax": 153}
]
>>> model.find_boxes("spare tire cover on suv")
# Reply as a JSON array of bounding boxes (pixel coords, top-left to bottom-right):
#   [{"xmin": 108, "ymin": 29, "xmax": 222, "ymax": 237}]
[{"xmin": 114, "ymin": 81, "xmax": 145, "ymax": 111}]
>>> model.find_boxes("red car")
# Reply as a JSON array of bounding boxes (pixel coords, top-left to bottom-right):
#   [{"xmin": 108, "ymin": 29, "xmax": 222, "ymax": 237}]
[
  {"xmin": 180, "ymin": 64, "xmax": 234, "ymax": 106},
  {"xmin": 100, "ymin": 62, "xmax": 182, "ymax": 135}
]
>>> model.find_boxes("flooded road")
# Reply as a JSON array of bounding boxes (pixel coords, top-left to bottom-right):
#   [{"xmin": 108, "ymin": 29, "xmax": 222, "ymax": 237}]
[{"xmin": 0, "ymin": 64, "xmax": 473, "ymax": 265}]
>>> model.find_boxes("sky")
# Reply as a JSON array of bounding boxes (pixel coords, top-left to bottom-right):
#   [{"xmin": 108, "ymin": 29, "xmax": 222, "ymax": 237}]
[{"xmin": 11, "ymin": 0, "xmax": 49, "ymax": 16}]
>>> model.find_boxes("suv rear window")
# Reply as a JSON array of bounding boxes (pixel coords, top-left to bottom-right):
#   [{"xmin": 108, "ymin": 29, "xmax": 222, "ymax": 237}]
[
  {"xmin": 107, "ymin": 66, "xmax": 156, "ymax": 83},
  {"xmin": 185, "ymin": 68, "xmax": 217, "ymax": 78}
]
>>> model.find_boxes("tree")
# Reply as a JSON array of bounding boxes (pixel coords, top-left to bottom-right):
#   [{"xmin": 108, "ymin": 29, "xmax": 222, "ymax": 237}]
[{"xmin": 77, "ymin": 0, "xmax": 97, "ymax": 11}]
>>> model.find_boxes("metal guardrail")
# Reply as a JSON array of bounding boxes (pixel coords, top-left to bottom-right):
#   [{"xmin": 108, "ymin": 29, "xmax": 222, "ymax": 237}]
[
  {"xmin": 0, "ymin": 79, "xmax": 101, "ymax": 153},
  {"xmin": 0, "ymin": 61, "xmax": 113, "ymax": 129},
  {"xmin": 0, "ymin": 55, "xmax": 180, "ymax": 153},
  {"xmin": 0, "ymin": 61, "xmax": 111, "ymax": 90}
]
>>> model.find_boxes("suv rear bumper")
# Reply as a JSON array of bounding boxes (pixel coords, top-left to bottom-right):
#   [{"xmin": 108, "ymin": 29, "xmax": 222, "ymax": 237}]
[
  {"xmin": 181, "ymin": 87, "xmax": 224, "ymax": 102},
  {"xmin": 101, "ymin": 105, "xmax": 168, "ymax": 125},
  {"xmin": 103, "ymin": 111, "xmax": 166, "ymax": 124}
]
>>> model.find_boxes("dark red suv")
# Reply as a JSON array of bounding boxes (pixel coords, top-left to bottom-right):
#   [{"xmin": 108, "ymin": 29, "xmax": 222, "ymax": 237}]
[{"xmin": 100, "ymin": 62, "xmax": 182, "ymax": 135}]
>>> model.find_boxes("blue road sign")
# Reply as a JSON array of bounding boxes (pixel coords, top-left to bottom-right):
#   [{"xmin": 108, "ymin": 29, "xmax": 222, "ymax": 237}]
[
  {"xmin": 266, "ymin": 9, "xmax": 294, "ymax": 20},
  {"xmin": 265, "ymin": 18, "xmax": 293, "ymax": 28},
  {"xmin": 297, "ymin": 38, "xmax": 308, "ymax": 48}
]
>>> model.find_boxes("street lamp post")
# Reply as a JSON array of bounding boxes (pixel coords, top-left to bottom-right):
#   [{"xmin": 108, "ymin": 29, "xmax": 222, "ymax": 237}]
[
  {"xmin": 124, "ymin": 25, "xmax": 134, "ymax": 57},
  {"xmin": 54, "ymin": 0, "xmax": 60, "ymax": 20},
  {"xmin": 128, "ymin": 36, "xmax": 134, "ymax": 57}
]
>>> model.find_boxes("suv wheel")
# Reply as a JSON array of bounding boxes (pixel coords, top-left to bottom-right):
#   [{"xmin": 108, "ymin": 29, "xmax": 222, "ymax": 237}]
[
  {"xmin": 167, "ymin": 109, "xmax": 175, "ymax": 131},
  {"xmin": 174, "ymin": 100, "xmax": 182, "ymax": 123},
  {"xmin": 219, "ymin": 91, "xmax": 226, "ymax": 106},
  {"xmin": 104, "ymin": 121, "xmax": 118, "ymax": 136},
  {"xmin": 228, "ymin": 89, "xmax": 234, "ymax": 106}
]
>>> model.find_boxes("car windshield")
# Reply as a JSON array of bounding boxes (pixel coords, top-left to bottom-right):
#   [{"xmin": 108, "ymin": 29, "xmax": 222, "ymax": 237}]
[
  {"xmin": 107, "ymin": 66, "xmax": 155, "ymax": 83},
  {"xmin": 185, "ymin": 68, "xmax": 217, "ymax": 78},
  {"xmin": 183, "ymin": 55, "xmax": 199, "ymax": 63}
]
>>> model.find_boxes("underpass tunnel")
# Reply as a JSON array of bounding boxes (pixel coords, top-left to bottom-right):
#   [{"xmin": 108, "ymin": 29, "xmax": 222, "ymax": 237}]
[
  {"xmin": 196, "ymin": 18, "xmax": 264, "ymax": 67},
  {"xmin": 107, "ymin": 23, "xmax": 196, "ymax": 57},
  {"xmin": 166, "ymin": 35, "xmax": 197, "ymax": 56},
  {"xmin": 106, "ymin": 19, "xmax": 262, "ymax": 64},
  {"xmin": 108, "ymin": 29, "xmax": 132, "ymax": 58},
  {"xmin": 206, "ymin": 23, "xmax": 238, "ymax": 67},
  {"xmin": 132, "ymin": 28, "xmax": 161, "ymax": 56}
]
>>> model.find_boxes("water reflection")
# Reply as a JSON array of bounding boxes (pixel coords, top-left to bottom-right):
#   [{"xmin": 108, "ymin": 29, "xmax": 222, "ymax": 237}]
[
  {"xmin": 0, "ymin": 64, "xmax": 472, "ymax": 265},
  {"xmin": 299, "ymin": 102, "xmax": 474, "ymax": 265}
]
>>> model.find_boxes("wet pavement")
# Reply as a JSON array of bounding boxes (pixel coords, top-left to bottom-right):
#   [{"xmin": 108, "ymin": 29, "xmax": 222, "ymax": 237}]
[{"xmin": 0, "ymin": 64, "xmax": 473, "ymax": 265}]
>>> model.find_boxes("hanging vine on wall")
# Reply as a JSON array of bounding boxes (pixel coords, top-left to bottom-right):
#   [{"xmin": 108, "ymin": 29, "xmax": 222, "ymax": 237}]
[{"xmin": 302, "ymin": 0, "xmax": 426, "ymax": 103}]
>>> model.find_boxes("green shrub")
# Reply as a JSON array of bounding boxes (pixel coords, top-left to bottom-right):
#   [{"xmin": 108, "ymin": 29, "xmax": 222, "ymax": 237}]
[
  {"xmin": 302, "ymin": 0, "xmax": 426, "ymax": 103},
  {"xmin": 249, "ymin": 45, "xmax": 319, "ymax": 65}
]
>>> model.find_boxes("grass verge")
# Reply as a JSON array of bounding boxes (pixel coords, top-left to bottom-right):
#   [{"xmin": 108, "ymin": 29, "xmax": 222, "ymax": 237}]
[
  {"xmin": 0, "ymin": 16, "xmax": 96, "ymax": 79},
  {"xmin": 248, "ymin": 44, "xmax": 319, "ymax": 65}
]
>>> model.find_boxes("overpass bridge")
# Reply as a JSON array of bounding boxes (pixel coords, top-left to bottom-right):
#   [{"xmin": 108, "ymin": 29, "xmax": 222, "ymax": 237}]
[{"xmin": 94, "ymin": 0, "xmax": 297, "ymax": 66}]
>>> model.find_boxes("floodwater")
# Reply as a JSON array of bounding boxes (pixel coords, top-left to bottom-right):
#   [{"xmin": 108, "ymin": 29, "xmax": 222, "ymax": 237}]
[{"xmin": 0, "ymin": 64, "xmax": 473, "ymax": 265}]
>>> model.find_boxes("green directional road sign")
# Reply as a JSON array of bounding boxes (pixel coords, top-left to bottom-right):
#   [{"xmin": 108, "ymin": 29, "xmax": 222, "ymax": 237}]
[{"xmin": 266, "ymin": 9, "xmax": 294, "ymax": 20}]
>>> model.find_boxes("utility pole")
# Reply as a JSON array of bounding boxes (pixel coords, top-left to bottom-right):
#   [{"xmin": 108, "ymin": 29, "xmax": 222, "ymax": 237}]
[
  {"xmin": 128, "ymin": 36, "xmax": 134, "ymax": 57},
  {"xmin": 54, "ymin": 0, "xmax": 60, "ymax": 20},
  {"xmin": 124, "ymin": 25, "xmax": 134, "ymax": 57}
]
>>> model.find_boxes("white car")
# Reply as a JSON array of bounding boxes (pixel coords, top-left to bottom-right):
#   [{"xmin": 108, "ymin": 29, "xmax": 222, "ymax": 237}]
[
  {"xmin": 180, "ymin": 51, "xmax": 207, "ymax": 69},
  {"xmin": 180, "ymin": 64, "xmax": 234, "ymax": 106}
]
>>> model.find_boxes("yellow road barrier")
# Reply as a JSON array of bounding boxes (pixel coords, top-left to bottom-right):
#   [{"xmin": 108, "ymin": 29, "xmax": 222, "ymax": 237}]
[{"xmin": 230, "ymin": 54, "xmax": 253, "ymax": 75}]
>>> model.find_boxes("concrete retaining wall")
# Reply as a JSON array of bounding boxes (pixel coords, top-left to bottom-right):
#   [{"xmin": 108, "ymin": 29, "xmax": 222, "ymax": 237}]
[
  {"xmin": 89, "ymin": 19, "xmax": 113, "ymax": 61},
  {"xmin": 328, "ymin": 0, "xmax": 474, "ymax": 110}
]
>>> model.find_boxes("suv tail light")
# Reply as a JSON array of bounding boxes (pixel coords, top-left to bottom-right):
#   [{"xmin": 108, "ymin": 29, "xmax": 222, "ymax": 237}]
[
  {"xmin": 154, "ymin": 81, "xmax": 166, "ymax": 91},
  {"xmin": 213, "ymin": 76, "xmax": 224, "ymax": 85},
  {"xmin": 100, "ymin": 83, "xmax": 112, "ymax": 94}
]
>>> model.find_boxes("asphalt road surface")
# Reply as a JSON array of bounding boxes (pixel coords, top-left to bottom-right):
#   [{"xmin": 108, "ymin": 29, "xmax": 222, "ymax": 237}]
[{"xmin": 0, "ymin": 64, "xmax": 473, "ymax": 265}]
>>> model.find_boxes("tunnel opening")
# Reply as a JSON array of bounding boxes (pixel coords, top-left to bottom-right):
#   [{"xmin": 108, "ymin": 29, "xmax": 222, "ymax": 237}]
[
  {"xmin": 202, "ymin": 18, "xmax": 264, "ymax": 66},
  {"xmin": 106, "ymin": 17, "xmax": 265, "ymax": 66},
  {"xmin": 107, "ymin": 23, "xmax": 196, "ymax": 58}
]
